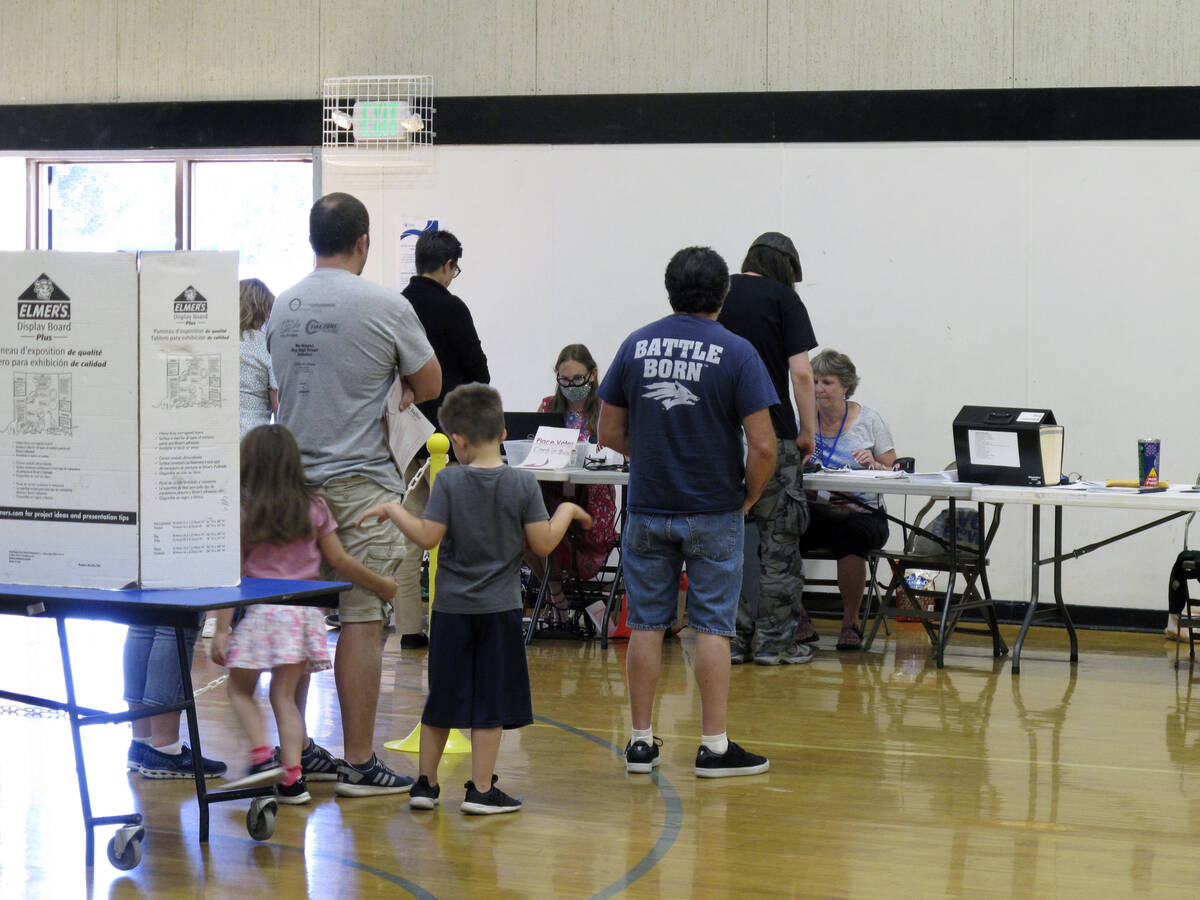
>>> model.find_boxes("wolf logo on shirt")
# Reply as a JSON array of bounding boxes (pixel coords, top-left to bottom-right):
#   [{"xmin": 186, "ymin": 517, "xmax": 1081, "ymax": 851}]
[{"xmin": 643, "ymin": 380, "xmax": 699, "ymax": 409}]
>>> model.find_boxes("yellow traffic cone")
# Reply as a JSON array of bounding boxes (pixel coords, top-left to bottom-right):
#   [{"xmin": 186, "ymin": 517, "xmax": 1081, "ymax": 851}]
[{"xmin": 385, "ymin": 432, "xmax": 471, "ymax": 755}]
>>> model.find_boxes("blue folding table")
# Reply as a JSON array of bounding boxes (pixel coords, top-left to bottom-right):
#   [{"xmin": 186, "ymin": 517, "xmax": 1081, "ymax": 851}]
[{"xmin": 0, "ymin": 577, "xmax": 348, "ymax": 869}]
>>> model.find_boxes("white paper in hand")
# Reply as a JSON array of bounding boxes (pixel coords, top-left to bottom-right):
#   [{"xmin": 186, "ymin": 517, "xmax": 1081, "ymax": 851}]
[
  {"xmin": 384, "ymin": 380, "xmax": 435, "ymax": 472},
  {"xmin": 515, "ymin": 426, "xmax": 581, "ymax": 468}
]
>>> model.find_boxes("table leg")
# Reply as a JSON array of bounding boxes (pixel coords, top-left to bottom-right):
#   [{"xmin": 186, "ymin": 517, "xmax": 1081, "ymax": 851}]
[
  {"xmin": 175, "ymin": 624, "xmax": 209, "ymax": 843},
  {"xmin": 57, "ymin": 617, "xmax": 96, "ymax": 867},
  {"xmin": 1012, "ymin": 505, "xmax": 1043, "ymax": 675},
  {"xmin": 934, "ymin": 497, "xmax": 959, "ymax": 669},
  {"xmin": 1053, "ymin": 506, "xmax": 1079, "ymax": 663}
]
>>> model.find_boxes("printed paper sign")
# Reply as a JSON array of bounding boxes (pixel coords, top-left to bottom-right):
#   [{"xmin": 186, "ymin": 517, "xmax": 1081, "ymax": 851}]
[
  {"xmin": 515, "ymin": 426, "xmax": 582, "ymax": 469},
  {"xmin": 968, "ymin": 429, "xmax": 1021, "ymax": 468}
]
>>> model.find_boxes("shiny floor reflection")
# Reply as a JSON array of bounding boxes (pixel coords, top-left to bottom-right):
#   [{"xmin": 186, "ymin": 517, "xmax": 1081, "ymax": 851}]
[{"xmin": 3, "ymin": 617, "xmax": 1200, "ymax": 897}]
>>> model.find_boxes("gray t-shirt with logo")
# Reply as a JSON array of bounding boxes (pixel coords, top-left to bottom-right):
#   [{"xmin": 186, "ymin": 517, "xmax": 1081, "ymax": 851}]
[
  {"xmin": 267, "ymin": 267, "xmax": 435, "ymax": 492},
  {"xmin": 422, "ymin": 465, "xmax": 549, "ymax": 614}
]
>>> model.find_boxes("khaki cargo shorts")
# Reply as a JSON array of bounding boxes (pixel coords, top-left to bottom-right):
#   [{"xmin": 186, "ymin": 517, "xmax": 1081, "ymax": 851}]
[{"xmin": 315, "ymin": 474, "xmax": 406, "ymax": 624}]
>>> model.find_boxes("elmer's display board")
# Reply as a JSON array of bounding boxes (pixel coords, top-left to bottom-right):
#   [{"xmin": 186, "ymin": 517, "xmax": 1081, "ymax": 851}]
[{"xmin": 0, "ymin": 251, "xmax": 240, "ymax": 589}]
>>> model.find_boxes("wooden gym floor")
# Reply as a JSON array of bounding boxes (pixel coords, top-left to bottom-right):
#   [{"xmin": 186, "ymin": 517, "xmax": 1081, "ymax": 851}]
[{"xmin": 3, "ymin": 616, "xmax": 1200, "ymax": 898}]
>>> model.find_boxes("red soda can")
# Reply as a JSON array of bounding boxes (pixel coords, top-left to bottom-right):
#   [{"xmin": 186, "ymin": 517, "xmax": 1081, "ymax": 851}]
[{"xmin": 1139, "ymin": 439, "xmax": 1160, "ymax": 487}]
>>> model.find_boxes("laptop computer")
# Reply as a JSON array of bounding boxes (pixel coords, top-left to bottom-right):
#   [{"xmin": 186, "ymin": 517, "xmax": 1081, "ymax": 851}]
[{"xmin": 503, "ymin": 411, "xmax": 567, "ymax": 441}]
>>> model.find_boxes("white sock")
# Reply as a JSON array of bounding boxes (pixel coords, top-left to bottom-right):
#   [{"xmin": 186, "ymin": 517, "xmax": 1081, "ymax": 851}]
[
  {"xmin": 153, "ymin": 740, "xmax": 183, "ymax": 756},
  {"xmin": 631, "ymin": 727, "xmax": 654, "ymax": 746},
  {"xmin": 1168, "ymin": 613, "xmax": 1180, "ymax": 631},
  {"xmin": 701, "ymin": 732, "xmax": 729, "ymax": 755},
  {"xmin": 132, "ymin": 735, "xmax": 152, "ymax": 745}
]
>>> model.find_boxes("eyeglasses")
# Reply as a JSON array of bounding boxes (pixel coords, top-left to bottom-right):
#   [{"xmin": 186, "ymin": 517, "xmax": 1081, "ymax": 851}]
[
  {"xmin": 556, "ymin": 374, "xmax": 590, "ymax": 387},
  {"xmin": 451, "ymin": 261, "xmax": 461, "ymax": 277}
]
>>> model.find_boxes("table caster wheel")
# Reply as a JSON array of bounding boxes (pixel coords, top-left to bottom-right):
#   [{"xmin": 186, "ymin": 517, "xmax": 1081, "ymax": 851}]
[
  {"xmin": 107, "ymin": 824, "xmax": 145, "ymax": 870},
  {"xmin": 246, "ymin": 796, "xmax": 277, "ymax": 842}
]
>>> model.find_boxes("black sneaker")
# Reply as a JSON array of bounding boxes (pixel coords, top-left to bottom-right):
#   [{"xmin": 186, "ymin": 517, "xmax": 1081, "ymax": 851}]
[
  {"xmin": 335, "ymin": 753, "xmax": 414, "ymax": 797},
  {"xmin": 624, "ymin": 736, "xmax": 663, "ymax": 774},
  {"xmin": 126, "ymin": 740, "xmax": 148, "ymax": 771},
  {"xmin": 224, "ymin": 758, "xmax": 284, "ymax": 790},
  {"xmin": 139, "ymin": 744, "xmax": 228, "ymax": 779},
  {"xmin": 400, "ymin": 632, "xmax": 429, "ymax": 650},
  {"xmin": 409, "ymin": 775, "xmax": 440, "ymax": 810},
  {"xmin": 461, "ymin": 775, "xmax": 521, "ymax": 815},
  {"xmin": 300, "ymin": 739, "xmax": 341, "ymax": 782},
  {"xmin": 275, "ymin": 777, "xmax": 312, "ymax": 805},
  {"xmin": 694, "ymin": 741, "xmax": 770, "ymax": 778},
  {"xmin": 730, "ymin": 643, "xmax": 748, "ymax": 665}
]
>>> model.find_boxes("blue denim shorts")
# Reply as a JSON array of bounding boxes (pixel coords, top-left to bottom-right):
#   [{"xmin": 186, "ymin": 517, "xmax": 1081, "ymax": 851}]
[{"xmin": 621, "ymin": 510, "xmax": 744, "ymax": 637}]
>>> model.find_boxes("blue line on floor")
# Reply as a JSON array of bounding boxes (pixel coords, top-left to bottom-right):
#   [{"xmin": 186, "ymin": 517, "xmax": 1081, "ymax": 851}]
[{"xmin": 533, "ymin": 713, "xmax": 683, "ymax": 900}]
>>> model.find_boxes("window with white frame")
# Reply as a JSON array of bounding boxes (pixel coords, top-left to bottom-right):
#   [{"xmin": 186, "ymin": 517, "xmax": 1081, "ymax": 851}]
[{"xmin": 31, "ymin": 154, "xmax": 314, "ymax": 295}]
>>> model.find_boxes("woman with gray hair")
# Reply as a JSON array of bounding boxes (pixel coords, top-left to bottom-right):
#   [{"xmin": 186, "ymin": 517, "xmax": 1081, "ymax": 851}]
[
  {"xmin": 798, "ymin": 348, "xmax": 897, "ymax": 650},
  {"xmin": 238, "ymin": 278, "xmax": 279, "ymax": 438}
]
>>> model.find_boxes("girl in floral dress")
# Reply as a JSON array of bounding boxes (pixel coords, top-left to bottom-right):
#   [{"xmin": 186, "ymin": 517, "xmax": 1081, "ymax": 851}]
[{"xmin": 212, "ymin": 425, "xmax": 397, "ymax": 802}]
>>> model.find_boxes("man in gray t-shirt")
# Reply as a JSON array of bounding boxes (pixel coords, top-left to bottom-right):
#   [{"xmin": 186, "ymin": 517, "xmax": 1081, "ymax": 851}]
[{"xmin": 267, "ymin": 192, "xmax": 441, "ymax": 796}]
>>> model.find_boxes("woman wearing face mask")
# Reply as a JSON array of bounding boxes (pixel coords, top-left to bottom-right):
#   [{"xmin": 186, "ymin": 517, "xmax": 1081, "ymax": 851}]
[{"xmin": 531, "ymin": 344, "xmax": 618, "ymax": 627}]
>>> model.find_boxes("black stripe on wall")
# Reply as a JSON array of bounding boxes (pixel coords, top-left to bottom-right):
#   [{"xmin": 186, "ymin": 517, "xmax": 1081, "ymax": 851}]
[{"xmin": 3, "ymin": 86, "xmax": 1200, "ymax": 151}]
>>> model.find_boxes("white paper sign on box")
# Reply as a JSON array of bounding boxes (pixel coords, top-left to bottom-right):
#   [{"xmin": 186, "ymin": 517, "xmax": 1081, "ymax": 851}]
[
  {"xmin": 0, "ymin": 252, "xmax": 141, "ymax": 588},
  {"xmin": 138, "ymin": 252, "xmax": 241, "ymax": 589}
]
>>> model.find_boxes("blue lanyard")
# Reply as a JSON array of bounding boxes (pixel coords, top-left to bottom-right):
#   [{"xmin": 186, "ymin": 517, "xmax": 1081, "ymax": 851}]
[{"xmin": 816, "ymin": 404, "xmax": 849, "ymax": 466}]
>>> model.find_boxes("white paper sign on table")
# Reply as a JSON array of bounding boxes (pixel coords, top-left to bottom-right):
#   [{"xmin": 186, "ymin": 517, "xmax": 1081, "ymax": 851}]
[{"xmin": 515, "ymin": 426, "xmax": 581, "ymax": 469}]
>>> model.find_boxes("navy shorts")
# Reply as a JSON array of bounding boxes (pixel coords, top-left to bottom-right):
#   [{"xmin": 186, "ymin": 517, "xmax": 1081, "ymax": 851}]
[{"xmin": 421, "ymin": 609, "xmax": 533, "ymax": 730}]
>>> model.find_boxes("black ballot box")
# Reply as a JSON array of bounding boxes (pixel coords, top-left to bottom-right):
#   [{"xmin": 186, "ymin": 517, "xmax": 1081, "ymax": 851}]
[{"xmin": 952, "ymin": 406, "xmax": 1064, "ymax": 486}]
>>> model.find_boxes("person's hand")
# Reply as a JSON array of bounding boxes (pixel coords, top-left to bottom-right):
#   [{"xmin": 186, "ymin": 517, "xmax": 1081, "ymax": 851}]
[
  {"xmin": 852, "ymin": 448, "xmax": 881, "ymax": 470},
  {"xmin": 356, "ymin": 504, "xmax": 393, "ymax": 527},
  {"xmin": 209, "ymin": 630, "xmax": 229, "ymax": 666},
  {"xmin": 796, "ymin": 431, "xmax": 815, "ymax": 464},
  {"xmin": 396, "ymin": 381, "xmax": 416, "ymax": 411},
  {"xmin": 572, "ymin": 504, "xmax": 594, "ymax": 530},
  {"xmin": 376, "ymin": 576, "xmax": 398, "ymax": 604}
]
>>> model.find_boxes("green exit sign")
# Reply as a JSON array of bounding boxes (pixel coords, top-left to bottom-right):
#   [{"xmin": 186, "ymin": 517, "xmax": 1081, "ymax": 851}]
[{"xmin": 353, "ymin": 101, "xmax": 410, "ymax": 140}]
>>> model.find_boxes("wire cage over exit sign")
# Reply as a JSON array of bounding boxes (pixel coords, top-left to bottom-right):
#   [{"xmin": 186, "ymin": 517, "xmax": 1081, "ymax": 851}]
[{"xmin": 322, "ymin": 76, "xmax": 434, "ymax": 162}]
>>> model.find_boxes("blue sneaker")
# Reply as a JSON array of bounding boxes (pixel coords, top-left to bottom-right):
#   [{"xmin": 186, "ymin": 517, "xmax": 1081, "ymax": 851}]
[{"xmin": 138, "ymin": 744, "xmax": 228, "ymax": 779}]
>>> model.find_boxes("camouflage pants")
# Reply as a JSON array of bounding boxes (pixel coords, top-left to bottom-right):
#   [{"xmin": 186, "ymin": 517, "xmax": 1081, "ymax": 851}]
[{"xmin": 735, "ymin": 440, "xmax": 810, "ymax": 655}]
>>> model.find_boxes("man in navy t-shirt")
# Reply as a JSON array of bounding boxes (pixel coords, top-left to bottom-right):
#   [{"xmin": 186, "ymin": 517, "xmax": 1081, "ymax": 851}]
[{"xmin": 598, "ymin": 246, "xmax": 778, "ymax": 779}]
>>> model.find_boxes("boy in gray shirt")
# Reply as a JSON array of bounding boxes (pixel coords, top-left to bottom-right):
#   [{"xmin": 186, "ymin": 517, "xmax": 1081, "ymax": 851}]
[{"xmin": 359, "ymin": 384, "xmax": 591, "ymax": 814}]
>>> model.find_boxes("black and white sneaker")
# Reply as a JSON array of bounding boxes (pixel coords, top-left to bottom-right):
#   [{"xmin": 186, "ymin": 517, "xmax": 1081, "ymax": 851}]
[
  {"xmin": 139, "ymin": 744, "xmax": 228, "ymax": 779},
  {"xmin": 694, "ymin": 741, "xmax": 770, "ymax": 778},
  {"xmin": 624, "ymin": 736, "xmax": 663, "ymax": 774},
  {"xmin": 300, "ymin": 739, "xmax": 341, "ymax": 782},
  {"xmin": 335, "ymin": 754, "xmax": 414, "ymax": 797},
  {"xmin": 461, "ymin": 775, "xmax": 521, "ymax": 815},
  {"xmin": 409, "ymin": 775, "xmax": 440, "ymax": 810},
  {"xmin": 225, "ymin": 758, "xmax": 284, "ymax": 790},
  {"xmin": 275, "ymin": 777, "xmax": 312, "ymax": 805},
  {"xmin": 753, "ymin": 642, "xmax": 814, "ymax": 666}
]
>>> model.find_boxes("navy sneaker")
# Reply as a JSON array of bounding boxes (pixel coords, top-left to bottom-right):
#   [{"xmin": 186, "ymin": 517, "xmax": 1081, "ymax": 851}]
[
  {"xmin": 275, "ymin": 739, "xmax": 342, "ymax": 782},
  {"xmin": 409, "ymin": 775, "xmax": 440, "ymax": 810},
  {"xmin": 139, "ymin": 744, "xmax": 227, "ymax": 779},
  {"xmin": 624, "ymin": 737, "xmax": 663, "ymax": 774},
  {"xmin": 694, "ymin": 741, "xmax": 770, "ymax": 778},
  {"xmin": 461, "ymin": 775, "xmax": 521, "ymax": 815},
  {"xmin": 126, "ymin": 740, "xmax": 148, "ymax": 771},
  {"xmin": 335, "ymin": 754, "xmax": 414, "ymax": 797},
  {"xmin": 276, "ymin": 777, "xmax": 312, "ymax": 805}
]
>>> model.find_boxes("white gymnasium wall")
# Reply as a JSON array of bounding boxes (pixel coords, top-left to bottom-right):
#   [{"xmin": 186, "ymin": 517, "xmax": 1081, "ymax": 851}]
[{"xmin": 326, "ymin": 139, "xmax": 1200, "ymax": 613}]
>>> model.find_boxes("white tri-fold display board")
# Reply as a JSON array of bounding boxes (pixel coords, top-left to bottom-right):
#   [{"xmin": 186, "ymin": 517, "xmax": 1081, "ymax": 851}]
[{"xmin": 0, "ymin": 251, "xmax": 240, "ymax": 589}]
